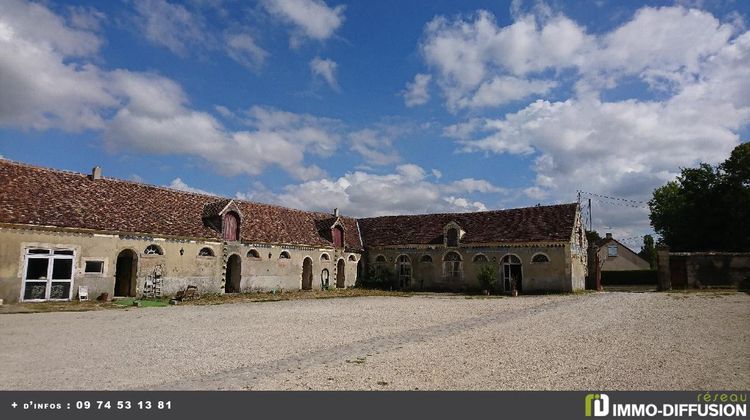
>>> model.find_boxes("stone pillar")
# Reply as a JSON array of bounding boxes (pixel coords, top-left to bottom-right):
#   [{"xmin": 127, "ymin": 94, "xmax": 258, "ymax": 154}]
[
  {"xmin": 586, "ymin": 246, "xmax": 602, "ymax": 290},
  {"xmin": 656, "ymin": 246, "xmax": 671, "ymax": 291}
]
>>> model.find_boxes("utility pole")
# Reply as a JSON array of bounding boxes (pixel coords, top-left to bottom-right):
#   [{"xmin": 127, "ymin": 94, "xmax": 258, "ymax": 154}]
[{"xmin": 588, "ymin": 198, "xmax": 592, "ymax": 232}]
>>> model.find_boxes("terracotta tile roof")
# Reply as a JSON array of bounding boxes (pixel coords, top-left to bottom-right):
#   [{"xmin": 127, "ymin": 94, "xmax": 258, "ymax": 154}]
[
  {"xmin": 358, "ymin": 203, "xmax": 579, "ymax": 247},
  {"xmin": 0, "ymin": 160, "xmax": 363, "ymax": 250}
]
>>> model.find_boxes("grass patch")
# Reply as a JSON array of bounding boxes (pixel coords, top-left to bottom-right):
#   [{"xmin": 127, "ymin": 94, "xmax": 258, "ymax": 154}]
[{"xmin": 112, "ymin": 298, "xmax": 169, "ymax": 308}]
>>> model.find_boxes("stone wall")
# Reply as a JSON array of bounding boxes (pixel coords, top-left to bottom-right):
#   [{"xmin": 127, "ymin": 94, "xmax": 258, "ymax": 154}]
[
  {"xmin": 363, "ymin": 244, "xmax": 576, "ymax": 292},
  {"xmin": 668, "ymin": 252, "xmax": 750, "ymax": 289},
  {"xmin": 0, "ymin": 226, "xmax": 361, "ymax": 303}
]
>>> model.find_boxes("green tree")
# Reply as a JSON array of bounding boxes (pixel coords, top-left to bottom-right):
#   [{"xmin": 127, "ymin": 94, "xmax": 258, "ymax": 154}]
[
  {"xmin": 649, "ymin": 143, "xmax": 750, "ymax": 251},
  {"xmin": 638, "ymin": 234, "xmax": 657, "ymax": 269},
  {"xmin": 585, "ymin": 230, "xmax": 601, "ymax": 245}
]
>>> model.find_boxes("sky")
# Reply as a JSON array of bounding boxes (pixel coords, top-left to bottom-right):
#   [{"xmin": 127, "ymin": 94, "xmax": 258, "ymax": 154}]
[{"xmin": 0, "ymin": 0, "xmax": 748, "ymax": 250}]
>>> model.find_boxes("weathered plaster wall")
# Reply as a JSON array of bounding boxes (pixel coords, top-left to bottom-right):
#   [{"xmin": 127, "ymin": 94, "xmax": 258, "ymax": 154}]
[
  {"xmin": 598, "ymin": 241, "xmax": 650, "ymax": 271},
  {"xmin": 0, "ymin": 226, "xmax": 361, "ymax": 303},
  {"xmin": 365, "ymin": 244, "xmax": 573, "ymax": 292}
]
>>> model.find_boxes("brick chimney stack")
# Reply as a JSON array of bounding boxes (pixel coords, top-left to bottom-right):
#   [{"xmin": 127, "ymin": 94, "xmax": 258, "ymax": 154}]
[
  {"xmin": 605, "ymin": 232, "xmax": 613, "ymax": 240},
  {"xmin": 333, "ymin": 208, "xmax": 339, "ymax": 217}
]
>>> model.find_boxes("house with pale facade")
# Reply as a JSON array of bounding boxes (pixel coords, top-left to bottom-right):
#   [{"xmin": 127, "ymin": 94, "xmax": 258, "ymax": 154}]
[
  {"xmin": 595, "ymin": 233, "xmax": 651, "ymax": 272},
  {"xmin": 0, "ymin": 160, "xmax": 588, "ymax": 303}
]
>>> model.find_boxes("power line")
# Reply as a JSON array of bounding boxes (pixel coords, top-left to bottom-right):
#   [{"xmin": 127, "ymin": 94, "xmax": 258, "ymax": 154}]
[{"xmin": 576, "ymin": 190, "xmax": 648, "ymax": 206}]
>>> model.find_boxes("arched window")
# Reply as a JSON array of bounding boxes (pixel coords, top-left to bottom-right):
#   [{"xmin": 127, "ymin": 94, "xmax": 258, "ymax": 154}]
[
  {"xmin": 247, "ymin": 249, "xmax": 260, "ymax": 259},
  {"xmin": 375, "ymin": 255, "xmax": 386, "ymax": 263},
  {"xmin": 532, "ymin": 253, "xmax": 550, "ymax": 263},
  {"xmin": 501, "ymin": 254, "xmax": 521, "ymax": 264},
  {"xmin": 473, "ymin": 254, "xmax": 489, "ymax": 263},
  {"xmin": 144, "ymin": 244, "xmax": 163, "ymax": 255},
  {"xmin": 279, "ymin": 251, "xmax": 291, "ymax": 259},
  {"xmin": 198, "ymin": 247, "xmax": 215, "ymax": 257},
  {"xmin": 443, "ymin": 251, "xmax": 462, "ymax": 282},
  {"xmin": 223, "ymin": 211, "xmax": 240, "ymax": 241},
  {"xmin": 348, "ymin": 254, "xmax": 357, "ymax": 261},
  {"xmin": 446, "ymin": 228, "xmax": 458, "ymax": 247},
  {"xmin": 420, "ymin": 255, "xmax": 433, "ymax": 263},
  {"xmin": 320, "ymin": 253, "xmax": 330, "ymax": 262},
  {"xmin": 397, "ymin": 255, "xmax": 412, "ymax": 289}
]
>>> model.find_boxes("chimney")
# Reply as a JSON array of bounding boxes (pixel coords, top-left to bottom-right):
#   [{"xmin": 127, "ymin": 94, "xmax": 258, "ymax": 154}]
[
  {"xmin": 605, "ymin": 232, "xmax": 613, "ymax": 240},
  {"xmin": 91, "ymin": 166, "xmax": 102, "ymax": 180},
  {"xmin": 333, "ymin": 208, "xmax": 339, "ymax": 217}
]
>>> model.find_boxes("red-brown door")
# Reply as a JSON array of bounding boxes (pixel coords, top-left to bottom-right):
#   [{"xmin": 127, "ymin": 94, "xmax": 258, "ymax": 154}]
[{"xmin": 223, "ymin": 212, "xmax": 239, "ymax": 241}]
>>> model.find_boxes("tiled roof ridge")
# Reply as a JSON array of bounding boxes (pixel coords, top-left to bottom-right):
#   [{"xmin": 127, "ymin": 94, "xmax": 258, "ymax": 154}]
[
  {"xmin": 359, "ymin": 202, "xmax": 578, "ymax": 221},
  {"xmin": 0, "ymin": 159, "xmax": 349, "ymax": 221}
]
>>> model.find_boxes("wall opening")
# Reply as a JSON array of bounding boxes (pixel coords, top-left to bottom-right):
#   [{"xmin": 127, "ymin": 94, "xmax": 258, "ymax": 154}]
[
  {"xmin": 501, "ymin": 254, "xmax": 523, "ymax": 292},
  {"xmin": 397, "ymin": 255, "xmax": 412, "ymax": 289},
  {"xmin": 336, "ymin": 259, "xmax": 346, "ymax": 288},
  {"xmin": 225, "ymin": 254, "xmax": 241, "ymax": 293},
  {"xmin": 115, "ymin": 249, "xmax": 137, "ymax": 297},
  {"xmin": 302, "ymin": 257, "xmax": 313, "ymax": 290}
]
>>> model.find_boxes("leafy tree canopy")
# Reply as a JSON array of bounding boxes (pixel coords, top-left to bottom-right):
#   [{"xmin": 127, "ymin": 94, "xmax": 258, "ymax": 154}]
[{"xmin": 649, "ymin": 142, "xmax": 750, "ymax": 251}]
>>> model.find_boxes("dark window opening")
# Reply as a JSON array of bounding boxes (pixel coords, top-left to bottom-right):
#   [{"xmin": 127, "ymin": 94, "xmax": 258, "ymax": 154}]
[
  {"xmin": 144, "ymin": 244, "xmax": 163, "ymax": 255},
  {"xmin": 279, "ymin": 251, "xmax": 291, "ymax": 259},
  {"xmin": 84, "ymin": 260, "xmax": 104, "ymax": 274},
  {"xmin": 446, "ymin": 228, "xmax": 458, "ymax": 247},
  {"xmin": 532, "ymin": 254, "xmax": 550, "ymax": 263},
  {"xmin": 26, "ymin": 258, "xmax": 49, "ymax": 280},
  {"xmin": 198, "ymin": 247, "xmax": 215, "ymax": 257},
  {"xmin": 473, "ymin": 254, "xmax": 489, "ymax": 263},
  {"xmin": 247, "ymin": 249, "xmax": 260, "ymax": 258}
]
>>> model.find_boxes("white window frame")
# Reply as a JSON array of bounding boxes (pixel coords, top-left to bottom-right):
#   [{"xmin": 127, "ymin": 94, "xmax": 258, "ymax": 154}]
[
  {"xmin": 607, "ymin": 244, "xmax": 618, "ymax": 257},
  {"xmin": 82, "ymin": 258, "xmax": 107, "ymax": 276},
  {"xmin": 21, "ymin": 248, "xmax": 75, "ymax": 302}
]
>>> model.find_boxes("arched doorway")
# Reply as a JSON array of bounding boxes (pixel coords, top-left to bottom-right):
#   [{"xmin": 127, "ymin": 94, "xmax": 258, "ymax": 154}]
[
  {"xmin": 501, "ymin": 254, "xmax": 523, "ymax": 293},
  {"xmin": 114, "ymin": 249, "xmax": 137, "ymax": 297},
  {"xmin": 336, "ymin": 259, "xmax": 345, "ymax": 288},
  {"xmin": 397, "ymin": 255, "xmax": 412, "ymax": 289},
  {"xmin": 225, "ymin": 254, "xmax": 241, "ymax": 293},
  {"xmin": 302, "ymin": 257, "xmax": 313, "ymax": 290}
]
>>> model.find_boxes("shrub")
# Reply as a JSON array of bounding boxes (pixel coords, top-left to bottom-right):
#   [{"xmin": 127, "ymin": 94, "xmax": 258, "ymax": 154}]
[{"xmin": 477, "ymin": 265, "xmax": 498, "ymax": 294}]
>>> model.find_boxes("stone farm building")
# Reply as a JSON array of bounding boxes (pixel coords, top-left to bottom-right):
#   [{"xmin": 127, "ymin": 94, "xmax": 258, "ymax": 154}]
[{"xmin": 0, "ymin": 160, "xmax": 588, "ymax": 303}]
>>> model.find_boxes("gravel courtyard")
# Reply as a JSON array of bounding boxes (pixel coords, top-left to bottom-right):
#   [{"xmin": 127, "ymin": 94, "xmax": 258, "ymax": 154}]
[{"xmin": 1, "ymin": 291, "xmax": 748, "ymax": 390}]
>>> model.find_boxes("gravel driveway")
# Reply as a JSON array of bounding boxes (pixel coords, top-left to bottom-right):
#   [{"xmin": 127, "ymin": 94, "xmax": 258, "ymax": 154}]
[{"xmin": 1, "ymin": 291, "xmax": 747, "ymax": 390}]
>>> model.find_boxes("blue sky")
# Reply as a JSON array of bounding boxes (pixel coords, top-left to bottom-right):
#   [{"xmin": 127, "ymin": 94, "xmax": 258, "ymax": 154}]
[{"xmin": 1, "ymin": 0, "xmax": 748, "ymax": 248}]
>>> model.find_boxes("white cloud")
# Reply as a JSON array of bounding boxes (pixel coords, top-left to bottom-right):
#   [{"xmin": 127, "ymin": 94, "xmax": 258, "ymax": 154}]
[
  {"xmin": 463, "ymin": 76, "xmax": 556, "ymax": 108},
  {"xmin": 168, "ymin": 178, "xmax": 214, "ymax": 195},
  {"xmin": 245, "ymin": 164, "xmax": 502, "ymax": 217},
  {"xmin": 262, "ymin": 0, "xmax": 345, "ymax": 46},
  {"xmin": 132, "ymin": 0, "xmax": 207, "ymax": 56},
  {"xmin": 420, "ymin": 10, "xmax": 589, "ymax": 110},
  {"xmin": 402, "ymin": 73, "xmax": 431, "ymax": 107},
  {"xmin": 309, "ymin": 57, "xmax": 339, "ymax": 90},
  {"xmin": 0, "ymin": 1, "xmax": 340, "ymax": 181},
  {"xmin": 349, "ymin": 128, "xmax": 400, "ymax": 166},
  {"xmin": 434, "ymin": 5, "xmax": 750, "ymax": 240},
  {"xmin": 225, "ymin": 33, "xmax": 268, "ymax": 71},
  {"xmin": 0, "ymin": 0, "xmax": 115, "ymax": 131},
  {"xmin": 66, "ymin": 6, "xmax": 106, "ymax": 32}
]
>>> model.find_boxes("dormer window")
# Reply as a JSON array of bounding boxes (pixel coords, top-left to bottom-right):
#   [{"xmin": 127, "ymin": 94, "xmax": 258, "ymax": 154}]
[
  {"xmin": 223, "ymin": 211, "xmax": 240, "ymax": 241},
  {"xmin": 332, "ymin": 225, "xmax": 344, "ymax": 248},
  {"xmin": 446, "ymin": 228, "xmax": 458, "ymax": 247}
]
